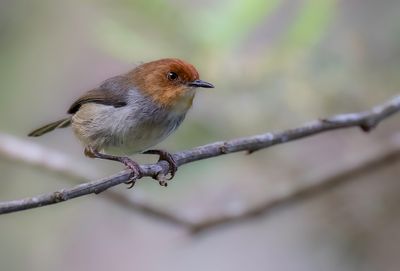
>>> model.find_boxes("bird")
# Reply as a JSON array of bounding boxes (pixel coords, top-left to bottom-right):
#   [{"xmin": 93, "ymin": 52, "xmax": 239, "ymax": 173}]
[{"xmin": 28, "ymin": 58, "xmax": 214, "ymax": 186}]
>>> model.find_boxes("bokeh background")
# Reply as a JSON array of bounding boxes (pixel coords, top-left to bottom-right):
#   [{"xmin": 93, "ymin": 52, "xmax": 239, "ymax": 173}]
[{"xmin": 1, "ymin": 0, "xmax": 400, "ymax": 270}]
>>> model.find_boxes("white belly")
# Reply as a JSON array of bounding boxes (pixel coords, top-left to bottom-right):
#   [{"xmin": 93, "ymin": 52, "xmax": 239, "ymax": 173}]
[{"xmin": 72, "ymin": 103, "xmax": 186, "ymax": 155}]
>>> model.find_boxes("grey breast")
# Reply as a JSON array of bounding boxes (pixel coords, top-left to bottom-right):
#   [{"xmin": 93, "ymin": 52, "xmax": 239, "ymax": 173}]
[{"xmin": 103, "ymin": 89, "xmax": 187, "ymax": 153}]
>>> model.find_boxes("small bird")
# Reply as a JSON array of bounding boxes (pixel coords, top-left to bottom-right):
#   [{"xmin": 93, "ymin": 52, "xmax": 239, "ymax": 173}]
[{"xmin": 29, "ymin": 58, "xmax": 214, "ymax": 186}]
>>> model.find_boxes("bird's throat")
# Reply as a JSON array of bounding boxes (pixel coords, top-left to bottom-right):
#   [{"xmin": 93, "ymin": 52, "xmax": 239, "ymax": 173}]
[{"xmin": 150, "ymin": 88, "xmax": 195, "ymax": 113}]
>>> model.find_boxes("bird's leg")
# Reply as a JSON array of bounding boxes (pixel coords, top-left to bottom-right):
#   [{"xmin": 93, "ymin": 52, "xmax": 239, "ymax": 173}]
[
  {"xmin": 84, "ymin": 146, "xmax": 142, "ymax": 188},
  {"xmin": 143, "ymin": 149, "xmax": 178, "ymax": 181}
]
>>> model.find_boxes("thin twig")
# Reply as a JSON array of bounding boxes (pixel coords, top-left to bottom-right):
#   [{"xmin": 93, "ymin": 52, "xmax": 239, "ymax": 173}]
[
  {"xmin": 188, "ymin": 141, "xmax": 400, "ymax": 233},
  {"xmin": 0, "ymin": 133, "xmax": 96, "ymax": 181},
  {"xmin": 103, "ymin": 193, "xmax": 193, "ymax": 228},
  {"xmin": 0, "ymin": 133, "xmax": 194, "ymax": 227},
  {"xmin": 0, "ymin": 95, "xmax": 399, "ymax": 215}
]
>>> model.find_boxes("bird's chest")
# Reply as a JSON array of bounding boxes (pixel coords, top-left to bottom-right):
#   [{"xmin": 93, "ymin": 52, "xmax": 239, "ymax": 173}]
[{"xmin": 110, "ymin": 107, "xmax": 186, "ymax": 154}]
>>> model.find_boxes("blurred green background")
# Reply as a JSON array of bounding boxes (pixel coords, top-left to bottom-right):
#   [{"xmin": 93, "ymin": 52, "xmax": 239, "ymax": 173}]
[{"xmin": 1, "ymin": 0, "xmax": 400, "ymax": 270}]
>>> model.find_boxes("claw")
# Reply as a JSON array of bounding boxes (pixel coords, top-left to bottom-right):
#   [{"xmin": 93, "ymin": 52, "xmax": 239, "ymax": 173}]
[
  {"xmin": 162, "ymin": 152, "xmax": 178, "ymax": 180},
  {"xmin": 125, "ymin": 180, "xmax": 136, "ymax": 189},
  {"xmin": 84, "ymin": 147, "xmax": 143, "ymax": 189},
  {"xmin": 120, "ymin": 157, "xmax": 142, "ymax": 189},
  {"xmin": 143, "ymin": 149, "xmax": 178, "ymax": 183}
]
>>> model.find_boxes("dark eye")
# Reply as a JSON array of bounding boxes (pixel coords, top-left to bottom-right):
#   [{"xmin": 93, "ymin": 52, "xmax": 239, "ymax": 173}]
[{"xmin": 167, "ymin": 71, "xmax": 178, "ymax": 81}]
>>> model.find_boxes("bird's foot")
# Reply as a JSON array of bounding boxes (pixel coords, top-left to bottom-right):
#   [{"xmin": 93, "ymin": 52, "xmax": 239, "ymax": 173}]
[
  {"xmin": 84, "ymin": 147, "xmax": 142, "ymax": 188},
  {"xmin": 120, "ymin": 157, "xmax": 143, "ymax": 188},
  {"xmin": 143, "ymin": 149, "xmax": 178, "ymax": 182}
]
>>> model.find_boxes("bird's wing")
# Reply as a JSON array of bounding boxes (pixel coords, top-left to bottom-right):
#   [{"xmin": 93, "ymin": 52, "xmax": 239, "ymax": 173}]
[{"xmin": 67, "ymin": 76, "xmax": 129, "ymax": 114}]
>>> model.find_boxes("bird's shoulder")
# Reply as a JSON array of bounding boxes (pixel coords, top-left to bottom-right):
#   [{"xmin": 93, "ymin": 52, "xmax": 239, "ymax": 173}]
[{"xmin": 67, "ymin": 75, "xmax": 136, "ymax": 114}]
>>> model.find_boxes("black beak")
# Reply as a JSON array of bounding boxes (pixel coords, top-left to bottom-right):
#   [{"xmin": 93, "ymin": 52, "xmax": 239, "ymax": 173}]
[{"xmin": 188, "ymin": 79, "xmax": 214, "ymax": 88}]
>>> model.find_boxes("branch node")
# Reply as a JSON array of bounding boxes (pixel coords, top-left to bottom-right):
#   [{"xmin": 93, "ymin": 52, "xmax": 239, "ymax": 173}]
[
  {"xmin": 156, "ymin": 173, "xmax": 168, "ymax": 187},
  {"xmin": 93, "ymin": 187, "xmax": 108, "ymax": 194},
  {"xmin": 219, "ymin": 143, "xmax": 228, "ymax": 154},
  {"xmin": 53, "ymin": 191, "xmax": 66, "ymax": 202},
  {"xmin": 246, "ymin": 148, "xmax": 260, "ymax": 155},
  {"xmin": 319, "ymin": 117, "xmax": 335, "ymax": 124},
  {"xmin": 359, "ymin": 119, "xmax": 378, "ymax": 132}
]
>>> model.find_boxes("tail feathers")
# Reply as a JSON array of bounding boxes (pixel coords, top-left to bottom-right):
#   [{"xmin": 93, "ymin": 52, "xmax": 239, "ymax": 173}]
[{"xmin": 28, "ymin": 117, "xmax": 72, "ymax": 137}]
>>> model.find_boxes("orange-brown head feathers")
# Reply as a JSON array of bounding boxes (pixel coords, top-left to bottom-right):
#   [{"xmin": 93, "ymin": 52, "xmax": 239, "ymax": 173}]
[{"xmin": 128, "ymin": 58, "xmax": 214, "ymax": 109}]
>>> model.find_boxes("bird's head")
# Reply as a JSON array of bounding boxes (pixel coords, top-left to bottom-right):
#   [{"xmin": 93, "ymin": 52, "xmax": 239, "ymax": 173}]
[{"xmin": 129, "ymin": 58, "xmax": 214, "ymax": 111}]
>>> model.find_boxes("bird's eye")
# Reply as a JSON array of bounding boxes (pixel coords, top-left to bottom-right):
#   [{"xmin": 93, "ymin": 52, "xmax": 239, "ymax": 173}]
[{"xmin": 167, "ymin": 72, "xmax": 178, "ymax": 81}]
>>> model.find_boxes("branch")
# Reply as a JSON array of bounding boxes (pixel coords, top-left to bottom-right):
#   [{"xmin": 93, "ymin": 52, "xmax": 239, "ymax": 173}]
[
  {"xmin": 0, "ymin": 133, "xmax": 191, "ymax": 227},
  {"xmin": 103, "ymin": 192, "xmax": 193, "ymax": 228},
  {"xmin": 1, "ymin": 95, "xmax": 399, "ymax": 215},
  {"xmin": 188, "ymin": 139, "xmax": 400, "ymax": 233},
  {"xmin": 0, "ymin": 133, "xmax": 96, "ymax": 181}
]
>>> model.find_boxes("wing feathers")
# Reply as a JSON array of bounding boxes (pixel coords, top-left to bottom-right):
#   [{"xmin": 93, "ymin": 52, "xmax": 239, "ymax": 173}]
[{"xmin": 67, "ymin": 75, "xmax": 133, "ymax": 114}]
